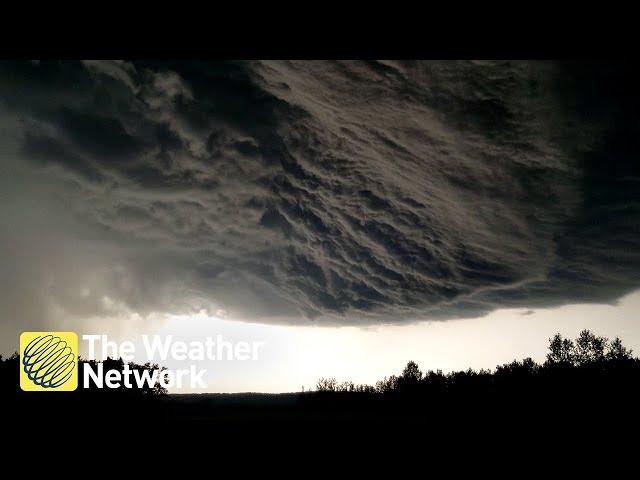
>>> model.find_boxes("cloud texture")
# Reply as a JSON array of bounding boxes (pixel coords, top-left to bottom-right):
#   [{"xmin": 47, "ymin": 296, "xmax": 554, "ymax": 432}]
[{"xmin": 1, "ymin": 60, "xmax": 639, "ymax": 345}]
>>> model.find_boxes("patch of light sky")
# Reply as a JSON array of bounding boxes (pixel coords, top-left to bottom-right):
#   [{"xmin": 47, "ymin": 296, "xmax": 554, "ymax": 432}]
[{"xmin": 76, "ymin": 290, "xmax": 640, "ymax": 393}]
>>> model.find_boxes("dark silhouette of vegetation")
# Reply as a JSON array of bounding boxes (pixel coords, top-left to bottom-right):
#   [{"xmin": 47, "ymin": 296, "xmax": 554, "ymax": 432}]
[
  {"xmin": 4, "ymin": 329, "xmax": 640, "ymax": 439},
  {"xmin": 0, "ymin": 353, "xmax": 166, "ymax": 396},
  {"xmin": 313, "ymin": 330, "xmax": 638, "ymax": 398}
]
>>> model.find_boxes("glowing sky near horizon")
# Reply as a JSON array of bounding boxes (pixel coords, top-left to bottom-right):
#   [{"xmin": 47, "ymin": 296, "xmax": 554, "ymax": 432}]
[{"xmin": 76, "ymin": 290, "xmax": 640, "ymax": 393}]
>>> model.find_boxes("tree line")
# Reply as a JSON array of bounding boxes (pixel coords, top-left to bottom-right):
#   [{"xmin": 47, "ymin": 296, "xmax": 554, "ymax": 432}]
[
  {"xmin": 314, "ymin": 330, "xmax": 639, "ymax": 395},
  {"xmin": 0, "ymin": 353, "xmax": 166, "ymax": 395}
]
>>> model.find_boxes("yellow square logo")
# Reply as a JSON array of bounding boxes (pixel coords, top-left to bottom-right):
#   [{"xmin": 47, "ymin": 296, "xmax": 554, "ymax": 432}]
[{"xmin": 20, "ymin": 332, "xmax": 78, "ymax": 391}]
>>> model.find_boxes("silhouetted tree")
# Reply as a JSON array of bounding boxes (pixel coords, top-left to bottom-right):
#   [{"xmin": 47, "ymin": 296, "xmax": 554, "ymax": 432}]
[
  {"xmin": 375, "ymin": 375, "xmax": 398, "ymax": 393},
  {"xmin": 395, "ymin": 361, "xmax": 423, "ymax": 394},
  {"xmin": 606, "ymin": 337, "xmax": 633, "ymax": 361},
  {"xmin": 316, "ymin": 377, "xmax": 338, "ymax": 392},
  {"xmin": 546, "ymin": 333, "xmax": 576, "ymax": 366},
  {"xmin": 574, "ymin": 329, "xmax": 608, "ymax": 365}
]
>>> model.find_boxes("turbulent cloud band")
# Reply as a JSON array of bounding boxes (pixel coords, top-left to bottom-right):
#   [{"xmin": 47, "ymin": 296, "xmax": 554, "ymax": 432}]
[{"xmin": 1, "ymin": 60, "xmax": 639, "ymax": 341}]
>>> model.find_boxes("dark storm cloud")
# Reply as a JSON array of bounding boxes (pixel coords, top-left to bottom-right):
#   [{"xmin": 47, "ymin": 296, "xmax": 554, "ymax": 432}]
[{"xmin": 1, "ymin": 60, "xmax": 640, "ymax": 342}]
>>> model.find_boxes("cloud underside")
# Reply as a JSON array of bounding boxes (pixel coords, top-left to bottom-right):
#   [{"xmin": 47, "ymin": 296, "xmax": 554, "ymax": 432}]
[{"xmin": 1, "ymin": 60, "xmax": 639, "ymax": 337}]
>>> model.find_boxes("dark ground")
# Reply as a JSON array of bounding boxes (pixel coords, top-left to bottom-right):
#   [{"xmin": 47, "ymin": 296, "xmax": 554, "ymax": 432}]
[{"xmin": 4, "ymin": 331, "xmax": 639, "ymax": 462}]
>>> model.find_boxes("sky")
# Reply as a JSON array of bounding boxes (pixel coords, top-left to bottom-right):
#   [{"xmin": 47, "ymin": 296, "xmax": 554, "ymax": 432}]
[{"xmin": 1, "ymin": 60, "xmax": 639, "ymax": 391}]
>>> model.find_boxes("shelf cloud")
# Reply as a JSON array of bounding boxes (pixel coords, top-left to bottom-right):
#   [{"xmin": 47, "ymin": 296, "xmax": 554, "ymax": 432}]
[{"xmin": 1, "ymin": 60, "xmax": 639, "ymax": 345}]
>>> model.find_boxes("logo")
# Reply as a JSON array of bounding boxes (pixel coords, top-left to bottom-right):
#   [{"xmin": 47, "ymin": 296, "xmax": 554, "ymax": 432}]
[{"xmin": 20, "ymin": 332, "xmax": 78, "ymax": 391}]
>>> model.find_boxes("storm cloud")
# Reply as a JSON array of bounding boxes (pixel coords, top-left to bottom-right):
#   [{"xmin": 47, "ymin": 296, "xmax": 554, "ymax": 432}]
[{"xmin": 1, "ymin": 60, "xmax": 639, "ymax": 345}]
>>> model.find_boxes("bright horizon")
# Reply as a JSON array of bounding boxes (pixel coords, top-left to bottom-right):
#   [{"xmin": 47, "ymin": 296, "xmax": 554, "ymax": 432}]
[{"xmin": 53, "ymin": 289, "xmax": 640, "ymax": 393}]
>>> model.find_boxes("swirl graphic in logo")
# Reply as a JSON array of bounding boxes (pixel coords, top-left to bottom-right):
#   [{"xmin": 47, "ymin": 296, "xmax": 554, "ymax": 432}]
[{"xmin": 22, "ymin": 334, "xmax": 76, "ymax": 388}]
